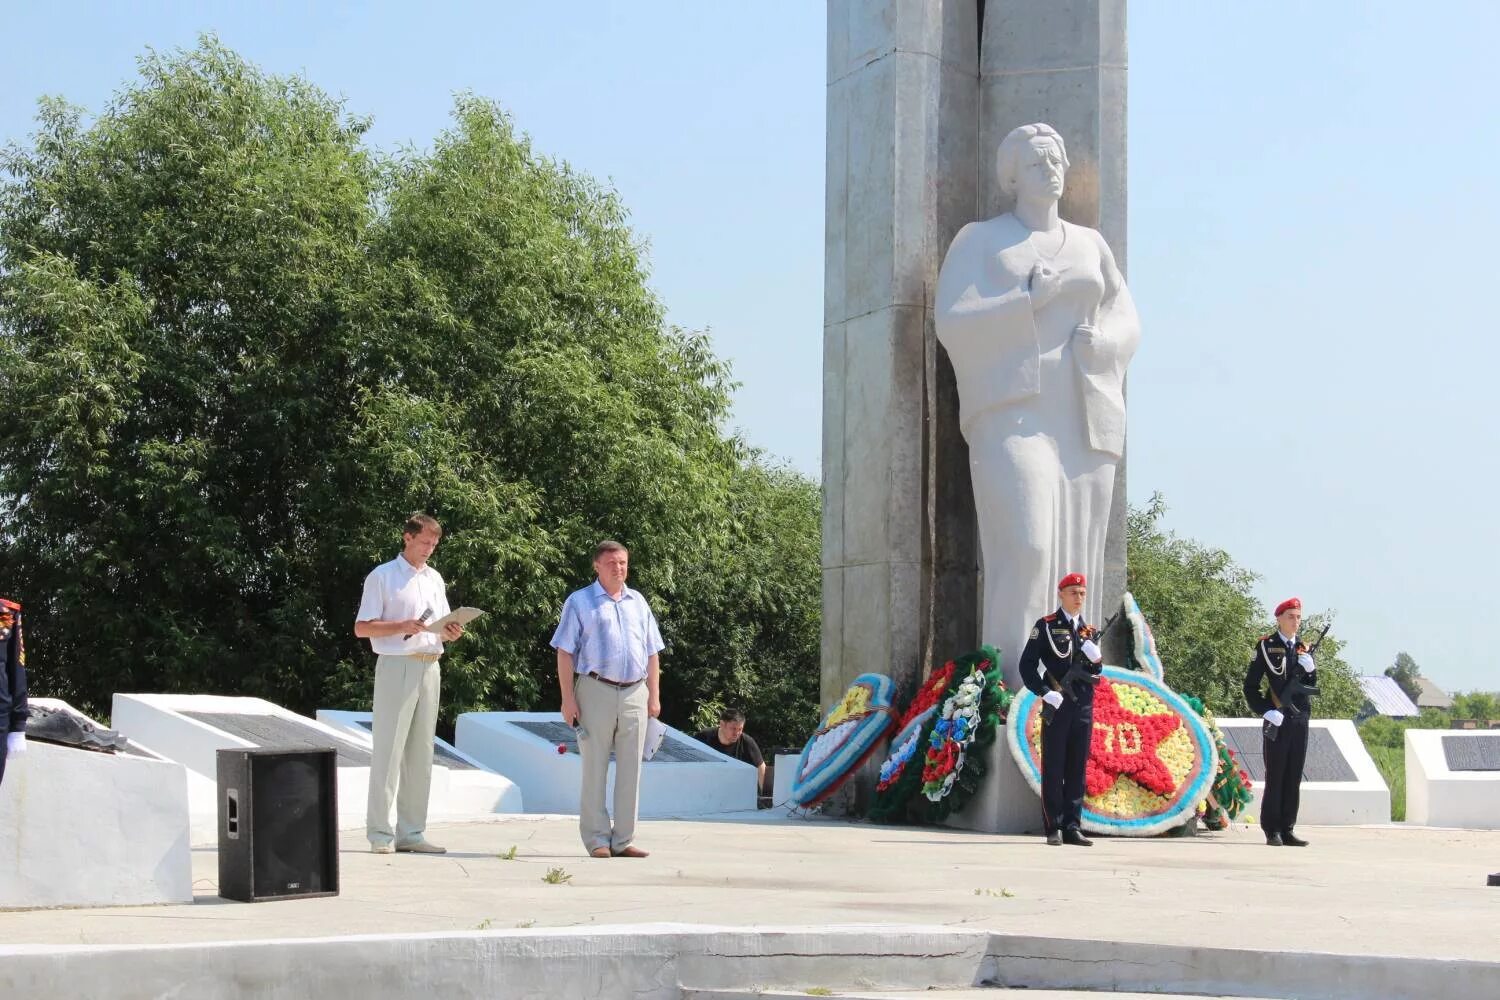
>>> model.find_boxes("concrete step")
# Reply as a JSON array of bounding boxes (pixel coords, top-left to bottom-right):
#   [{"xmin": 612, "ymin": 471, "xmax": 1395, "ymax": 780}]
[{"xmin": 684, "ymin": 991, "xmax": 1271, "ymax": 999}]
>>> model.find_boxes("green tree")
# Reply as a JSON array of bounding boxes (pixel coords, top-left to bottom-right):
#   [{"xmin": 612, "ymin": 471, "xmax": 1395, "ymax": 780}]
[
  {"xmin": 1451, "ymin": 691, "xmax": 1499, "ymax": 723},
  {"xmin": 1384, "ymin": 652, "xmax": 1423, "ymax": 704},
  {"xmin": 0, "ymin": 39, "xmax": 822, "ymax": 742},
  {"xmin": 1126, "ymin": 494, "xmax": 1362, "ymax": 719}
]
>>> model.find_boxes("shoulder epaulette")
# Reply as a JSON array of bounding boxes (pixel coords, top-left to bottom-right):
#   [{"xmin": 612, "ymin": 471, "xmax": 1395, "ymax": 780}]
[
  {"xmin": 1043, "ymin": 612, "xmax": 1058, "ymax": 622},
  {"xmin": 0, "ymin": 597, "xmax": 19, "ymax": 611},
  {"xmin": 1259, "ymin": 633, "xmax": 1275, "ymax": 643}
]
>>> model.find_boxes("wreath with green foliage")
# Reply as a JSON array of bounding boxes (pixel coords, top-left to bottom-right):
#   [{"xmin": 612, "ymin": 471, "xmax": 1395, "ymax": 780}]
[
  {"xmin": 917, "ymin": 646, "xmax": 1011, "ymax": 823},
  {"xmin": 1183, "ymin": 694, "xmax": 1254, "ymax": 828},
  {"xmin": 868, "ymin": 658, "xmax": 957, "ymax": 822}
]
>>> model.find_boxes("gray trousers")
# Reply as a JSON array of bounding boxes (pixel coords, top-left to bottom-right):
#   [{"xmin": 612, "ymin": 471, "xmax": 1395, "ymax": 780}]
[
  {"xmin": 575, "ymin": 673, "xmax": 648, "ymax": 852},
  {"xmin": 367, "ymin": 654, "xmax": 440, "ymax": 847}
]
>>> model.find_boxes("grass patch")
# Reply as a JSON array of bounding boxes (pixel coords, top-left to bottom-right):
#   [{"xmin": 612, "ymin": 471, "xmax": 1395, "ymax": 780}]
[
  {"xmin": 542, "ymin": 867, "xmax": 574, "ymax": 885},
  {"xmin": 1367, "ymin": 744, "xmax": 1406, "ymax": 821}
]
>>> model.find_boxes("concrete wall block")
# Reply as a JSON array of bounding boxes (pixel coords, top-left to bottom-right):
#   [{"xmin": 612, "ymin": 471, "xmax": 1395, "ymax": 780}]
[
  {"xmin": 821, "ymin": 321, "xmax": 847, "ymax": 567},
  {"xmin": 839, "ymin": 57, "xmax": 898, "ymax": 320},
  {"xmin": 823, "ymin": 76, "xmax": 851, "ymax": 326},
  {"xmin": 819, "ymin": 567, "xmax": 844, "ymax": 688},
  {"xmin": 980, "ymin": 0, "xmax": 1109, "ymax": 74},
  {"xmin": 839, "ymin": 311, "xmax": 898, "ymax": 566},
  {"xmin": 838, "ymin": 561, "xmax": 893, "ymax": 681}
]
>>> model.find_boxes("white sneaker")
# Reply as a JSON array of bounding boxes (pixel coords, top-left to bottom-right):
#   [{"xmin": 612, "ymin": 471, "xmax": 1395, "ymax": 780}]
[
  {"xmin": 395, "ymin": 840, "xmax": 446, "ymax": 854},
  {"xmin": 370, "ymin": 843, "xmax": 395, "ymax": 855}
]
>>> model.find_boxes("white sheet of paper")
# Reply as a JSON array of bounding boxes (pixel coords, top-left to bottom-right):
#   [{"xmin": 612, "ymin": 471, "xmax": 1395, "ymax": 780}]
[
  {"xmin": 642, "ymin": 717, "xmax": 667, "ymax": 761},
  {"xmin": 424, "ymin": 607, "xmax": 485, "ymax": 633}
]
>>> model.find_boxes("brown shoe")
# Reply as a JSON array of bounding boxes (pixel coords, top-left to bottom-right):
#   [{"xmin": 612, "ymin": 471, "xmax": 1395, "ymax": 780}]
[
  {"xmin": 611, "ymin": 845, "xmax": 650, "ymax": 858},
  {"xmin": 589, "ymin": 847, "xmax": 612, "ymax": 859}
]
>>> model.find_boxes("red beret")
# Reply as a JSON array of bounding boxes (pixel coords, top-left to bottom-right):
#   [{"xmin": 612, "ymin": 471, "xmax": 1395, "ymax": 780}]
[
  {"xmin": 1057, "ymin": 572, "xmax": 1086, "ymax": 591},
  {"xmin": 1274, "ymin": 597, "xmax": 1302, "ymax": 618}
]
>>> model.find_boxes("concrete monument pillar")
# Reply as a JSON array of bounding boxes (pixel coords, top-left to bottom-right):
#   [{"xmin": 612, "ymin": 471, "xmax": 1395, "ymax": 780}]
[{"xmin": 822, "ymin": 0, "xmax": 1127, "ymax": 828}]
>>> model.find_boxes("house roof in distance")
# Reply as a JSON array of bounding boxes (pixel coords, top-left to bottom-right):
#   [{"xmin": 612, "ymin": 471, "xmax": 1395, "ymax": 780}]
[
  {"xmin": 1415, "ymin": 676, "xmax": 1454, "ymax": 710},
  {"xmin": 1357, "ymin": 676, "xmax": 1420, "ymax": 718}
]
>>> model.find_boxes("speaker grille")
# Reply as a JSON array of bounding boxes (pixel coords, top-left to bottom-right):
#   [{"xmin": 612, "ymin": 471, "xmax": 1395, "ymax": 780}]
[{"xmin": 251, "ymin": 755, "xmax": 330, "ymax": 897}]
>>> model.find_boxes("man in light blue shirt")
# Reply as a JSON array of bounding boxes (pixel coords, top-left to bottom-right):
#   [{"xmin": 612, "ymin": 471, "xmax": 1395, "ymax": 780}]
[{"xmin": 551, "ymin": 540, "xmax": 664, "ymax": 858}]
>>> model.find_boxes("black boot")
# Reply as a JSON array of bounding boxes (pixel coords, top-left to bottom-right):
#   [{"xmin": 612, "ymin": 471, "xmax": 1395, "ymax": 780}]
[
  {"xmin": 1046, "ymin": 830, "xmax": 1062, "ymax": 846},
  {"xmin": 1265, "ymin": 832, "xmax": 1284, "ymax": 846},
  {"xmin": 1281, "ymin": 830, "xmax": 1309, "ymax": 847},
  {"xmin": 1062, "ymin": 828, "xmax": 1093, "ymax": 847}
]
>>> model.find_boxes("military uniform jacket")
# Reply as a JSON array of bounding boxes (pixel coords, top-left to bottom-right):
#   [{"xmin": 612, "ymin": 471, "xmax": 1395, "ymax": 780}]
[
  {"xmin": 1018, "ymin": 609, "xmax": 1103, "ymax": 704},
  {"xmin": 0, "ymin": 597, "xmax": 26, "ymax": 736},
  {"xmin": 1242, "ymin": 633, "xmax": 1313, "ymax": 716}
]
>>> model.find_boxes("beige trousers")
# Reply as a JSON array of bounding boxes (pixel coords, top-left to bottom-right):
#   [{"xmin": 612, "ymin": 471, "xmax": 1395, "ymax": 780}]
[
  {"xmin": 575, "ymin": 673, "xmax": 648, "ymax": 852},
  {"xmin": 367, "ymin": 654, "xmax": 441, "ymax": 847}
]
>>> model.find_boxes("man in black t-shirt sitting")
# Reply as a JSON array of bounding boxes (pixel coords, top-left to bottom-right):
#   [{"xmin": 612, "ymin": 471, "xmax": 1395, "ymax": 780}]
[{"xmin": 696, "ymin": 707, "xmax": 766, "ymax": 794}]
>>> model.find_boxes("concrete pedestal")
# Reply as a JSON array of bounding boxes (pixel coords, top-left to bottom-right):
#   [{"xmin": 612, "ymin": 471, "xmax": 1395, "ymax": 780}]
[
  {"xmin": 1216, "ymin": 718, "xmax": 1390, "ymax": 825},
  {"xmin": 316, "ymin": 709, "xmax": 524, "ymax": 816},
  {"xmin": 0, "ymin": 705, "xmax": 191, "ymax": 909},
  {"xmin": 1406, "ymin": 728, "xmax": 1500, "ymax": 828},
  {"xmin": 456, "ymin": 712, "xmax": 755, "ymax": 817}
]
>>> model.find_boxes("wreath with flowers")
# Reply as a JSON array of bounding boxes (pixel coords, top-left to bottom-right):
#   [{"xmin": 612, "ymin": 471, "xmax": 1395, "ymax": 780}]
[
  {"xmin": 868, "ymin": 658, "xmax": 957, "ymax": 821},
  {"xmin": 1122, "ymin": 591, "xmax": 1165, "ymax": 681},
  {"xmin": 1182, "ymin": 694, "xmax": 1254, "ymax": 829},
  {"xmin": 1007, "ymin": 666, "xmax": 1217, "ymax": 836},
  {"xmin": 918, "ymin": 646, "xmax": 1010, "ymax": 822},
  {"xmin": 789, "ymin": 673, "xmax": 898, "ymax": 809}
]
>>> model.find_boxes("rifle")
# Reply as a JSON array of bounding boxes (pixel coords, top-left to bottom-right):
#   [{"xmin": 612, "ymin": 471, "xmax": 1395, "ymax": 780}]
[
  {"xmin": 1040, "ymin": 611, "xmax": 1119, "ymax": 722},
  {"xmin": 1263, "ymin": 619, "xmax": 1331, "ymax": 742}
]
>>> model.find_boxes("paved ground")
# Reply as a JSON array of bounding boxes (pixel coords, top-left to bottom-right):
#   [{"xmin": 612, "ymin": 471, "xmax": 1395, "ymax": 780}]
[{"xmin": 3, "ymin": 811, "xmax": 1497, "ymax": 963}]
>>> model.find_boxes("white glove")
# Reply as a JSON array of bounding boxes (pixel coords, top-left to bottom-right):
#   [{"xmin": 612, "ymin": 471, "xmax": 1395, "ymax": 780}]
[
  {"xmin": 1297, "ymin": 652, "xmax": 1315, "ymax": 672},
  {"xmin": 1263, "ymin": 709, "xmax": 1284, "ymax": 727},
  {"xmin": 6, "ymin": 732, "xmax": 25, "ymax": 755},
  {"xmin": 1042, "ymin": 690, "xmax": 1064, "ymax": 709},
  {"xmin": 1081, "ymin": 639, "xmax": 1102, "ymax": 663}
]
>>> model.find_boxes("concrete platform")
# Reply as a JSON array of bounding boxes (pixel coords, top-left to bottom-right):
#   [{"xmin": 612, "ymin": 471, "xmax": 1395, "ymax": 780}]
[{"xmin": 1, "ymin": 815, "xmax": 1497, "ymax": 998}]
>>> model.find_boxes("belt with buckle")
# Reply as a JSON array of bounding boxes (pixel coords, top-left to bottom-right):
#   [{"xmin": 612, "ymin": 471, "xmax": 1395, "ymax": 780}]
[
  {"xmin": 586, "ymin": 672, "xmax": 642, "ymax": 688},
  {"xmin": 404, "ymin": 652, "xmax": 441, "ymax": 663}
]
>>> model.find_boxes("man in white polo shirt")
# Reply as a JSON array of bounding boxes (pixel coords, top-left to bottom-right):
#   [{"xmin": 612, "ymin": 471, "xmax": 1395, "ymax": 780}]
[{"xmin": 355, "ymin": 513, "xmax": 464, "ymax": 854}]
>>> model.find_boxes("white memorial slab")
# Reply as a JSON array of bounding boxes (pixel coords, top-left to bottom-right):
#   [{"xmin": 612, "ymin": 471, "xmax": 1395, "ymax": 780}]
[
  {"xmin": 1406, "ymin": 728, "xmax": 1500, "ymax": 829},
  {"xmin": 1215, "ymin": 718, "xmax": 1390, "ymax": 825},
  {"xmin": 0, "ymin": 699, "xmax": 192, "ymax": 909},
  {"xmin": 316, "ymin": 709, "xmax": 523, "ymax": 816},
  {"xmin": 456, "ymin": 711, "xmax": 755, "ymax": 816},
  {"xmin": 113, "ymin": 694, "xmax": 522, "ymax": 845}
]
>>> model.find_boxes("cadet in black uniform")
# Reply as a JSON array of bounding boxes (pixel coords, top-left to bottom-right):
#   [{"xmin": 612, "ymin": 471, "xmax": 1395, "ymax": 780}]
[
  {"xmin": 1020, "ymin": 572, "xmax": 1104, "ymax": 846},
  {"xmin": 0, "ymin": 596, "xmax": 27, "ymax": 788},
  {"xmin": 1243, "ymin": 596, "xmax": 1316, "ymax": 847}
]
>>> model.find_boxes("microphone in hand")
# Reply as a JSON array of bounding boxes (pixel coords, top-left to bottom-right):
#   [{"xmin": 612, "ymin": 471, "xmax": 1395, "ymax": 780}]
[{"xmin": 404, "ymin": 608, "xmax": 433, "ymax": 640}]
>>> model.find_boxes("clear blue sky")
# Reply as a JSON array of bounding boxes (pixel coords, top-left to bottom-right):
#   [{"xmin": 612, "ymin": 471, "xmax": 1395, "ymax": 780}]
[{"xmin": 3, "ymin": 2, "xmax": 1495, "ymax": 692}]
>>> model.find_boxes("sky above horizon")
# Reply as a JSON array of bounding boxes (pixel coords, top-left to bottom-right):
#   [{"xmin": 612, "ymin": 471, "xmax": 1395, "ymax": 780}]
[{"xmin": 3, "ymin": 2, "xmax": 1496, "ymax": 693}]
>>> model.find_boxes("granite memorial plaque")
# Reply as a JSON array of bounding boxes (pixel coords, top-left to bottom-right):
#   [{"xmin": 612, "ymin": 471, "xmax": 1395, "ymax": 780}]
[
  {"xmin": 352, "ymin": 719, "xmax": 476, "ymax": 770},
  {"xmin": 511, "ymin": 720, "xmax": 718, "ymax": 763},
  {"xmin": 1442, "ymin": 734, "xmax": 1500, "ymax": 772},
  {"xmin": 183, "ymin": 712, "xmax": 371, "ymax": 767},
  {"xmin": 1220, "ymin": 725, "xmax": 1357, "ymax": 783}
]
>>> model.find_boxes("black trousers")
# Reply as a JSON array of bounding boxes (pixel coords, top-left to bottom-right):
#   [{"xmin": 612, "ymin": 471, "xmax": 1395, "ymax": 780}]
[
  {"xmin": 1041, "ymin": 697, "xmax": 1093, "ymax": 832},
  {"xmin": 1261, "ymin": 715, "xmax": 1309, "ymax": 834}
]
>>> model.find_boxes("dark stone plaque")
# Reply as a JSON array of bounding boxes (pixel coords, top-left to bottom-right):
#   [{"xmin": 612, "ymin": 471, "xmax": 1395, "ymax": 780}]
[
  {"xmin": 184, "ymin": 712, "xmax": 371, "ymax": 767},
  {"xmin": 353, "ymin": 720, "xmax": 476, "ymax": 770},
  {"xmin": 1219, "ymin": 724, "xmax": 1357, "ymax": 783},
  {"xmin": 1442, "ymin": 734, "xmax": 1500, "ymax": 771},
  {"xmin": 511, "ymin": 720, "xmax": 720, "ymax": 764}
]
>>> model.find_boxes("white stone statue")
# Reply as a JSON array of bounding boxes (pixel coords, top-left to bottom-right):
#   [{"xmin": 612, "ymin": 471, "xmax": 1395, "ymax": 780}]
[{"xmin": 935, "ymin": 123, "xmax": 1140, "ymax": 684}]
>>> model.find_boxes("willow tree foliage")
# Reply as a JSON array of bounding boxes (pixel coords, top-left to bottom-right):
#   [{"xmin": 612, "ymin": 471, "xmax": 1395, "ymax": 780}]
[{"xmin": 0, "ymin": 40, "xmax": 818, "ymax": 744}]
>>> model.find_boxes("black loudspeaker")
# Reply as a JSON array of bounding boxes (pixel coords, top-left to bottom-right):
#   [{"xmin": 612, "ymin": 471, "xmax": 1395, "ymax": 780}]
[{"xmin": 217, "ymin": 748, "xmax": 339, "ymax": 902}]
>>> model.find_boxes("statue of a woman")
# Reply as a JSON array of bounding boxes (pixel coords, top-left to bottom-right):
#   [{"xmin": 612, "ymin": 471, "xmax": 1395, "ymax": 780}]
[{"xmin": 935, "ymin": 123, "xmax": 1140, "ymax": 684}]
